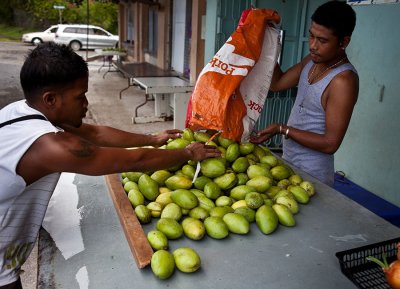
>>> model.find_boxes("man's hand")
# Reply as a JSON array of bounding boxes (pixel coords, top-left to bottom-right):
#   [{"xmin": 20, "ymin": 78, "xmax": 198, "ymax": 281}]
[
  {"xmin": 250, "ymin": 124, "xmax": 280, "ymax": 144},
  {"xmin": 152, "ymin": 129, "xmax": 183, "ymax": 147},
  {"xmin": 184, "ymin": 142, "xmax": 221, "ymax": 162}
]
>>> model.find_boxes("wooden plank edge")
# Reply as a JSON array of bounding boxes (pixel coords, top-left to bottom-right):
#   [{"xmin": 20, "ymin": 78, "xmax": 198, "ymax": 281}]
[{"xmin": 104, "ymin": 174, "xmax": 153, "ymax": 268}]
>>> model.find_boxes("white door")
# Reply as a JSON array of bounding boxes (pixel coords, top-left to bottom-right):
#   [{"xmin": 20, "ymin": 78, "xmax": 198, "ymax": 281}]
[{"xmin": 171, "ymin": 0, "xmax": 186, "ymax": 74}]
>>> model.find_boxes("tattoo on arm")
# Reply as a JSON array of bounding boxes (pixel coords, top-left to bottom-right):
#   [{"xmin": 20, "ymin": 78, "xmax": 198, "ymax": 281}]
[{"xmin": 70, "ymin": 139, "xmax": 95, "ymax": 158}]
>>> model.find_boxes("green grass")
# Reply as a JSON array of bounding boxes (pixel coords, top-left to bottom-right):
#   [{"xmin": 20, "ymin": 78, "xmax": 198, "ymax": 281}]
[{"xmin": 0, "ymin": 24, "xmax": 34, "ymax": 42}]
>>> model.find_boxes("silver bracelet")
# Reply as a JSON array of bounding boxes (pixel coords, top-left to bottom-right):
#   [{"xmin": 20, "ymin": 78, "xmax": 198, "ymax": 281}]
[
  {"xmin": 285, "ymin": 127, "xmax": 290, "ymax": 139},
  {"xmin": 279, "ymin": 125, "xmax": 282, "ymax": 134}
]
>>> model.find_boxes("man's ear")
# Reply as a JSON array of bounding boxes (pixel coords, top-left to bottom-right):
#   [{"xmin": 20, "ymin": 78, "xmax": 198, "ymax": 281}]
[
  {"xmin": 42, "ymin": 91, "xmax": 58, "ymax": 108},
  {"xmin": 340, "ymin": 36, "xmax": 351, "ymax": 49}
]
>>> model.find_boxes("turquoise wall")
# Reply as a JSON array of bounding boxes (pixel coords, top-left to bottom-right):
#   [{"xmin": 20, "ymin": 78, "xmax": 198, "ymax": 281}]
[{"xmin": 336, "ymin": 3, "xmax": 400, "ymax": 207}]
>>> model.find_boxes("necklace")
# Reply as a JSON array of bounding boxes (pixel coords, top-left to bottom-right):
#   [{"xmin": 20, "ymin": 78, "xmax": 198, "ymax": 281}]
[
  {"xmin": 308, "ymin": 56, "xmax": 347, "ymax": 84},
  {"xmin": 299, "ymin": 56, "xmax": 347, "ymax": 113}
]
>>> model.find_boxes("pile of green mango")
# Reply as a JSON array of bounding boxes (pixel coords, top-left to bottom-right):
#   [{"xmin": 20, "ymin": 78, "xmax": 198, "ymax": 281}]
[{"xmin": 120, "ymin": 128, "xmax": 316, "ymax": 279}]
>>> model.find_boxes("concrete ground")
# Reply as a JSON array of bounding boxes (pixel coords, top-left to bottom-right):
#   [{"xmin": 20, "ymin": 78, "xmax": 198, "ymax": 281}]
[{"xmin": 20, "ymin": 59, "xmax": 175, "ymax": 289}]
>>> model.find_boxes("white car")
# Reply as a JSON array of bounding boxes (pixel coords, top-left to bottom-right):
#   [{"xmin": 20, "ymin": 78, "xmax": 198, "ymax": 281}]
[
  {"xmin": 54, "ymin": 24, "xmax": 119, "ymax": 51},
  {"xmin": 21, "ymin": 25, "xmax": 59, "ymax": 45}
]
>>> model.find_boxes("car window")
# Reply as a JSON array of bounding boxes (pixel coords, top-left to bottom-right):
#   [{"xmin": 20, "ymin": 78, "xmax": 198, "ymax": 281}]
[
  {"xmin": 50, "ymin": 27, "xmax": 58, "ymax": 33},
  {"xmin": 93, "ymin": 28, "xmax": 108, "ymax": 36},
  {"xmin": 64, "ymin": 27, "xmax": 77, "ymax": 33}
]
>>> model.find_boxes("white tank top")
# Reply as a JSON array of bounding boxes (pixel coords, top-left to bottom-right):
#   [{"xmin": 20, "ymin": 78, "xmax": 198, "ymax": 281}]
[{"xmin": 0, "ymin": 100, "xmax": 62, "ymax": 285}]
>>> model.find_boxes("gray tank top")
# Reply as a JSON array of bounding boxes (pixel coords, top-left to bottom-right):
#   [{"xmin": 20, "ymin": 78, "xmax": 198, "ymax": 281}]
[{"xmin": 282, "ymin": 60, "xmax": 357, "ymax": 186}]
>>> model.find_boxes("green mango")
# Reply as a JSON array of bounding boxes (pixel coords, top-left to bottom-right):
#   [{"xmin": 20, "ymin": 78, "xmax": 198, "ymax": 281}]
[
  {"xmin": 173, "ymin": 247, "xmax": 201, "ymax": 273},
  {"xmin": 260, "ymin": 155, "xmax": 278, "ymax": 167},
  {"xmin": 218, "ymin": 135, "xmax": 235, "ymax": 148},
  {"xmin": 215, "ymin": 195, "xmax": 233, "ymax": 207},
  {"xmin": 171, "ymin": 189, "xmax": 198, "ymax": 210},
  {"xmin": 234, "ymin": 206, "xmax": 256, "ymax": 223},
  {"xmin": 247, "ymin": 164, "xmax": 273, "ymax": 179},
  {"xmin": 239, "ymin": 142, "xmax": 255, "ymax": 155},
  {"xmin": 138, "ymin": 174, "xmax": 159, "ymax": 201},
  {"xmin": 134, "ymin": 205, "xmax": 152, "ymax": 224},
  {"xmin": 125, "ymin": 172, "xmax": 143, "ymax": 183},
  {"xmin": 225, "ymin": 143, "xmax": 240, "ymax": 162},
  {"xmin": 147, "ymin": 230, "xmax": 169, "ymax": 251},
  {"xmin": 276, "ymin": 196, "xmax": 299, "ymax": 214},
  {"xmin": 255, "ymin": 205, "xmax": 279, "ymax": 234},
  {"xmin": 213, "ymin": 172, "xmax": 237, "ymax": 190},
  {"xmin": 190, "ymin": 189, "xmax": 205, "ymax": 198},
  {"xmin": 151, "ymin": 250, "xmax": 175, "ymax": 279},
  {"xmin": 229, "ymin": 185, "xmax": 256, "ymax": 200},
  {"xmin": 155, "ymin": 191, "xmax": 173, "ymax": 207},
  {"xmin": 181, "ymin": 164, "xmax": 196, "ymax": 179},
  {"xmin": 277, "ymin": 178, "xmax": 291, "ymax": 189},
  {"xmin": 156, "ymin": 218, "xmax": 183, "ymax": 240},
  {"xmin": 200, "ymin": 158, "xmax": 226, "ymax": 178},
  {"xmin": 209, "ymin": 206, "xmax": 234, "ymax": 218},
  {"xmin": 203, "ymin": 181, "xmax": 222, "ymax": 200},
  {"xmin": 123, "ymin": 181, "xmax": 139, "ymax": 193},
  {"xmin": 246, "ymin": 176, "xmax": 274, "ymax": 193},
  {"xmin": 300, "ymin": 181, "xmax": 316, "ymax": 197},
  {"xmin": 166, "ymin": 138, "xmax": 191, "ymax": 149},
  {"xmin": 197, "ymin": 195, "xmax": 216, "ymax": 211},
  {"xmin": 193, "ymin": 176, "xmax": 211, "ymax": 190},
  {"xmin": 223, "ymin": 213, "xmax": 250, "ymax": 235},
  {"xmin": 245, "ymin": 192, "xmax": 264, "ymax": 209},
  {"xmin": 181, "ymin": 217, "xmax": 205, "ymax": 240},
  {"xmin": 272, "ymin": 204, "xmax": 296, "ymax": 227},
  {"xmin": 231, "ymin": 157, "xmax": 250, "ymax": 173},
  {"xmin": 188, "ymin": 206, "xmax": 210, "ymax": 221},
  {"xmin": 194, "ymin": 131, "xmax": 212, "ymax": 143},
  {"xmin": 289, "ymin": 174, "xmax": 303, "ymax": 186},
  {"xmin": 270, "ymin": 165, "xmax": 292, "ymax": 181},
  {"xmin": 182, "ymin": 128, "xmax": 195, "ymax": 141},
  {"xmin": 151, "ymin": 170, "xmax": 173, "ymax": 186},
  {"xmin": 236, "ymin": 173, "xmax": 249, "ymax": 185},
  {"xmin": 165, "ymin": 175, "xmax": 193, "ymax": 190},
  {"xmin": 161, "ymin": 203, "xmax": 182, "ymax": 221},
  {"xmin": 127, "ymin": 189, "xmax": 145, "ymax": 207},
  {"xmin": 147, "ymin": 201, "xmax": 163, "ymax": 218},
  {"xmin": 288, "ymin": 185, "xmax": 310, "ymax": 204},
  {"xmin": 253, "ymin": 145, "xmax": 267, "ymax": 160},
  {"xmin": 204, "ymin": 216, "xmax": 229, "ymax": 239}
]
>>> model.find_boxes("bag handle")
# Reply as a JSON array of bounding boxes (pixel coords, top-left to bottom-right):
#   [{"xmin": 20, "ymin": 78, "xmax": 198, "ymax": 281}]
[{"xmin": 0, "ymin": 114, "xmax": 47, "ymax": 128}]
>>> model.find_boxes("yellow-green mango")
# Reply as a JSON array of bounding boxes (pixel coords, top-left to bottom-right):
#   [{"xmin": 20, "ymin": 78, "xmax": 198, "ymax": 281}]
[
  {"xmin": 203, "ymin": 182, "xmax": 222, "ymax": 200},
  {"xmin": 223, "ymin": 213, "xmax": 250, "ymax": 234},
  {"xmin": 134, "ymin": 205, "xmax": 151, "ymax": 224},
  {"xmin": 123, "ymin": 181, "xmax": 139, "ymax": 194},
  {"xmin": 289, "ymin": 174, "xmax": 303, "ymax": 186},
  {"xmin": 194, "ymin": 131, "xmax": 211, "ymax": 143},
  {"xmin": 255, "ymin": 205, "xmax": 279, "ymax": 234},
  {"xmin": 229, "ymin": 185, "xmax": 256, "ymax": 200},
  {"xmin": 138, "ymin": 174, "xmax": 159, "ymax": 201},
  {"xmin": 247, "ymin": 164, "xmax": 273, "ymax": 179},
  {"xmin": 276, "ymin": 196, "xmax": 299, "ymax": 214},
  {"xmin": 166, "ymin": 138, "xmax": 191, "ymax": 149},
  {"xmin": 181, "ymin": 217, "xmax": 205, "ymax": 240},
  {"xmin": 270, "ymin": 165, "xmax": 292, "ymax": 181},
  {"xmin": 245, "ymin": 192, "xmax": 264, "ymax": 209},
  {"xmin": 189, "ymin": 206, "xmax": 209, "ymax": 221},
  {"xmin": 156, "ymin": 218, "xmax": 183, "ymax": 240},
  {"xmin": 161, "ymin": 203, "xmax": 182, "ymax": 221},
  {"xmin": 171, "ymin": 189, "xmax": 198, "ymax": 210},
  {"xmin": 236, "ymin": 173, "xmax": 249, "ymax": 185},
  {"xmin": 147, "ymin": 201, "xmax": 163, "ymax": 218},
  {"xmin": 260, "ymin": 155, "xmax": 278, "ymax": 167},
  {"xmin": 253, "ymin": 145, "xmax": 267, "ymax": 160},
  {"xmin": 213, "ymin": 172, "xmax": 237, "ymax": 190},
  {"xmin": 218, "ymin": 135, "xmax": 235, "ymax": 148},
  {"xmin": 193, "ymin": 175, "xmax": 212, "ymax": 190},
  {"xmin": 190, "ymin": 189, "xmax": 205, "ymax": 198},
  {"xmin": 246, "ymin": 176, "xmax": 274, "ymax": 193},
  {"xmin": 151, "ymin": 249, "xmax": 175, "ymax": 279},
  {"xmin": 151, "ymin": 170, "xmax": 173, "ymax": 186},
  {"xmin": 182, "ymin": 164, "xmax": 196, "ymax": 179},
  {"xmin": 300, "ymin": 181, "xmax": 316, "ymax": 197},
  {"xmin": 272, "ymin": 204, "xmax": 296, "ymax": 227},
  {"xmin": 165, "ymin": 175, "xmax": 193, "ymax": 190},
  {"xmin": 209, "ymin": 206, "xmax": 234, "ymax": 218},
  {"xmin": 288, "ymin": 185, "xmax": 310, "ymax": 204},
  {"xmin": 231, "ymin": 157, "xmax": 250, "ymax": 173},
  {"xmin": 225, "ymin": 143, "xmax": 240, "ymax": 162},
  {"xmin": 127, "ymin": 189, "xmax": 145, "ymax": 207},
  {"xmin": 125, "ymin": 172, "xmax": 143, "ymax": 183},
  {"xmin": 239, "ymin": 142, "xmax": 255, "ymax": 155},
  {"xmin": 155, "ymin": 191, "xmax": 173, "ymax": 207},
  {"xmin": 182, "ymin": 128, "xmax": 195, "ymax": 141},
  {"xmin": 215, "ymin": 196, "xmax": 233, "ymax": 207},
  {"xmin": 147, "ymin": 230, "xmax": 168, "ymax": 251},
  {"xmin": 200, "ymin": 158, "xmax": 226, "ymax": 178},
  {"xmin": 173, "ymin": 247, "xmax": 201, "ymax": 273},
  {"xmin": 197, "ymin": 195, "xmax": 215, "ymax": 211},
  {"xmin": 234, "ymin": 207, "xmax": 256, "ymax": 223},
  {"xmin": 204, "ymin": 216, "xmax": 229, "ymax": 239}
]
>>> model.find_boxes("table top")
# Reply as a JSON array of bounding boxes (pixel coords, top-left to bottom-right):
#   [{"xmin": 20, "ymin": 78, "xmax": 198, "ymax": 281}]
[
  {"xmin": 114, "ymin": 62, "xmax": 178, "ymax": 78},
  {"xmin": 133, "ymin": 77, "xmax": 194, "ymax": 94},
  {"xmin": 38, "ymin": 170, "xmax": 400, "ymax": 289}
]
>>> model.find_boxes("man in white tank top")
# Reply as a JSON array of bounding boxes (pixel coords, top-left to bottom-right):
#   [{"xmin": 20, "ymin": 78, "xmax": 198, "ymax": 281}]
[
  {"xmin": 0, "ymin": 42, "xmax": 221, "ymax": 288},
  {"xmin": 251, "ymin": 1, "xmax": 359, "ymax": 186}
]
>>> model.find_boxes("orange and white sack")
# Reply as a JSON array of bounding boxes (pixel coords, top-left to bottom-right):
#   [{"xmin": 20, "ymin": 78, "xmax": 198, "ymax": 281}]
[
  {"xmin": 239, "ymin": 25, "xmax": 281, "ymax": 142},
  {"xmin": 186, "ymin": 8, "xmax": 281, "ymax": 141}
]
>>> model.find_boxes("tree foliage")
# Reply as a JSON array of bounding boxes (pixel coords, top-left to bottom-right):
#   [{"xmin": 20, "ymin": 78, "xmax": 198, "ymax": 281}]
[{"xmin": 0, "ymin": 0, "xmax": 118, "ymax": 34}]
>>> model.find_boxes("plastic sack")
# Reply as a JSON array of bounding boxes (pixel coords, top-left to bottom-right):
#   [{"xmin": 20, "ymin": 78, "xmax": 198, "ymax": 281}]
[{"xmin": 186, "ymin": 8, "xmax": 280, "ymax": 141}]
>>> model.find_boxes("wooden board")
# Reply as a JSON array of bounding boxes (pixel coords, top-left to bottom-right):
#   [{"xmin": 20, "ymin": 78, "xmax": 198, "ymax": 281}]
[{"xmin": 104, "ymin": 174, "xmax": 153, "ymax": 268}]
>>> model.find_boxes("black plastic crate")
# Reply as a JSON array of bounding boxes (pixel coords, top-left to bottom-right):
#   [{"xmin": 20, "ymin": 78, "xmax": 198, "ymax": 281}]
[{"xmin": 336, "ymin": 237, "xmax": 400, "ymax": 289}]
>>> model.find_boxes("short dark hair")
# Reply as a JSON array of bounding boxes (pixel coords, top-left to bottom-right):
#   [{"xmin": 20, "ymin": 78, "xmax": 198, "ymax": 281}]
[
  {"xmin": 311, "ymin": 1, "xmax": 356, "ymax": 41},
  {"xmin": 20, "ymin": 42, "xmax": 88, "ymax": 101}
]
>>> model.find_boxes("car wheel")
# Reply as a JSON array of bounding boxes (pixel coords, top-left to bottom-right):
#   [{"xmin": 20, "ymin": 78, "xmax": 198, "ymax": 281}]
[
  {"xmin": 32, "ymin": 38, "xmax": 43, "ymax": 46},
  {"xmin": 69, "ymin": 41, "xmax": 82, "ymax": 51}
]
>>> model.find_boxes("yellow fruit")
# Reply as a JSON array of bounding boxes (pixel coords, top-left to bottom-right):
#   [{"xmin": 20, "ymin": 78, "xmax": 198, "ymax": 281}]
[
  {"xmin": 204, "ymin": 216, "xmax": 229, "ymax": 239},
  {"xmin": 151, "ymin": 250, "xmax": 175, "ymax": 279},
  {"xmin": 147, "ymin": 230, "xmax": 168, "ymax": 251},
  {"xmin": 181, "ymin": 217, "xmax": 205, "ymax": 240},
  {"xmin": 231, "ymin": 199, "xmax": 247, "ymax": 210},
  {"xmin": 138, "ymin": 174, "xmax": 159, "ymax": 201},
  {"xmin": 171, "ymin": 189, "xmax": 198, "ymax": 210},
  {"xmin": 127, "ymin": 189, "xmax": 145, "ymax": 207},
  {"xmin": 165, "ymin": 175, "xmax": 193, "ymax": 190},
  {"xmin": 245, "ymin": 192, "xmax": 264, "ymax": 209},
  {"xmin": 255, "ymin": 205, "xmax": 279, "ymax": 234},
  {"xmin": 156, "ymin": 218, "xmax": 183, "ymax": 240},
  {"xmin": 160, "ymin": 203, "xmax": 182, "ymax": 221},
  {"xmin": 222, "ymin": 213, "xmax": 250, "ymax": 234},
  {"xmin": 272, "ymin": 204, "xmax": 296, "ymax": 227},
  {"xmin": 173, "ymin": 247, "xmax": 201, "ymax": 273}
]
